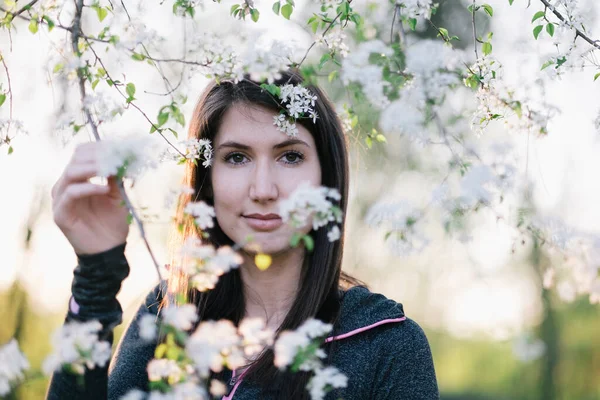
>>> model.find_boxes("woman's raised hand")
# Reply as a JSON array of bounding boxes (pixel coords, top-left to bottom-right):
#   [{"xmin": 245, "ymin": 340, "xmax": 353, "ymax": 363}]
[{"xmin": 52, "ymin": 142, "xmax": 130, "ymax": 256}]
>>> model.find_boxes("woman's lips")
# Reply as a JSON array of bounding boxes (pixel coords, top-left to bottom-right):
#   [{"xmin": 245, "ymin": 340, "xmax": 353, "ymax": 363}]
[{"xmin": 242, "ymin": 215, "xmax": 283, "ymax": 231}]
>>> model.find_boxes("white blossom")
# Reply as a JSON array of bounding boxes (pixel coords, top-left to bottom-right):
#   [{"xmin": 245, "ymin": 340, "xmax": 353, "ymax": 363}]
[
  {"xmin": 366, "ymin": 200, "xmax": 429, "ymax": 256},
  {"xmin": 184, "ymin": 201, "xmax": 216, "ymax": 230},
  {"xmin": 147, "ymin": 359, "xmax": 184, "ymax": 383},
  {"xmin": 164, "ymin": 186, "xmax": 196, "ymax": 209},
  {"xmin": 238, "ymin": 318, "xmax": 275, "ymax": 357},
  {"xmin": 341, "ymin": 40, "xmax": 393, "ymax": 108},
  {"xmin": 306, "ymin": 366, "xmax": 348, "ymax": 400},
  {"xmin": 209, "ymin": 379, "xmax": 227, "ymax": 397},
  {"xmin": 327, "ymin": 226, "xmax": 341, "ymax": 242},
  {"xmin": 43, "ymin": 320, "xmax": 111, "ymax": 376},
  {"xmin": 316, "ymin": 28, "xmax": 350, "ymax": 58},
  {"xmin": 161, "ymin": 139, "xmax": 213, "ymax": 167},
  {"xmin": 95, "ymin": 135, "xmax": 162, "ymax": 181},
  {"xmin": 186, "ymin": 320, "xmax": 243, "ymax": 377},
  {"xmin": 271, "ymin": 84, "xmax": 319, "ymax": 137},
  {"xmin": 396, "ymin": 0, "xmax": 434, "ymax": 20},
  {"xmin": 83, "ymin": 93, "xmax": 124, "ymax": 123},
  {"xmin": 0, "ymin": 339, "xmax": 30, "ymax": 396},
  {"xmin": 161, "ymin": 304, "xmax": 198, "ymax": 331},
  {"xmin": 279, "ymin": 182, "xmax": 342, "ymax": 233},
  {"xmin": 139, "ymin": 314, "xmax": 158, "ymax": 341},
  {"xmin": 273, "ymin": 319, "xmax": 332, "ymax": 369},
  {"xmin": 273, "ymin": 114, "xmax": 299, "ymax": 137}
]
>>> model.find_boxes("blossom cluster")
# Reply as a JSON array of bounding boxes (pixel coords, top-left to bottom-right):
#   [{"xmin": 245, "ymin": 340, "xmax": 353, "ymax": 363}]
[
  {"xmin": 177, "ymin": 238, "xmax": 243, "ymax": 291},
  {"xmin": 96, "ymin": 135, "xmax": 162, "ymax": 181},
  {"xmin": 161, "ymin": 139, "xmax": 213, "ymax": 168},
  {"xmin": 365, "ymin": 200, "xmax": 429, "ymax": 256},
  {"xmin": 186, "ymin": 318, "xmax": 274, "ymax": 377},
  {"xmin": 279, "ymin": 182, "xmax": 343, "ymax": 242},
  {"xmin": 184, "ymin": 201, "xmax": 216, "ymax": 230},
  {"xmin": 43, "ymin": 320, "xmax": 112, "ymax": 376},
  {"xmin": 274, "ymin": 319, "xmax": 347, "ymax": 400},
  {"xmin": 396, "ymin": 0, "xmax": 435, "ymax": 20},
  {"xmin": 532, "ymin": 217, "xmax": 600, "ymax": 304},
  {"xmin": 273, "ymin": 84, "xmax": 319, "ymax": 137},
  {"xmin": 341, "ymin": 40, "xmax": 393, "ymax": 109},
  {"xmin": 316, "ymin": 28, "xmax": 350, "ymax": 58},
  {"xmin": 0, "ymin": 339, "xmax": 30, "ymax": 397}
]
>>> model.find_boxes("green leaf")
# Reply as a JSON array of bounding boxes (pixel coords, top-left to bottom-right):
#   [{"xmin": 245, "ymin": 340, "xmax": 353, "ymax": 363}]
[
  {"xmin": 91, "ymin": 79, "xmax": 100, "ymax": 90},
  {"xmin": 532, "ymin": 11, "xmax": 545, "ymax": 22},
  {"xmin": 328, "ymin": 70, "xmax": 338, "ymax": 82},
  {"xmin": 230, "ymin": 3, "xmax": 240, "ymax": 14},
  {"xmin": 0, "ymin": 94, "xmax": 5, "ymax": 108},
  {"xmin": 157, "ymin": 112, "xmax": 169, "ymax": 126},
  {"xmin": 509, "ymin": 0, "xmax": 514, "ymax": 4},
  {"xmin": 7, "ymin": 146, "xmax": 13, "ymax": 155},
  {"xmin": 375, "ymin": 134, "xmax": 387, "ymax": 143},
  {"xmin": 126, "ymin": 214, "xmax": 133, "ymax": 225},
  {"xmin": 482, "ymin": 4, "xmax": 493, "ymax": 17},
  {"xmin": 408, "ymin": 18, "xmax": 417, "ymax": 31},
  {"xmin": 281, "ymin": 3, "xmax": 293, "ymax": 19},
  {"xmin": 546, "ymin": 23, "xmax": 554, "ymax": 36},
  {"xmin": 42, "ymin": 15, "xmax": 55, "ymax": 31},
  {"xmin": 96, "ymin": 6, "xmax": 108, "ymax": 22},
  {"xmin": 594, "ymin": 72, "xmax": 600, "ymax": 81},
  {"xmin": 533, "ymin": 25, "xmax": 543, "ymax": 39},
  {"xmin": 302, "ymin": 235, "xmax": 314, "ymax": 251},
  {"xmin": 126, "ymin": 82, "xmax": 136, "ymax": 98},
  {"xmin": 482, "ymin": 41, "xmax": 492, "ymax": 56},
  {"xmin": 131, "ymin": 53, "xmax": 145, "ymax": 61},
  {"xmin": 250, "ymin": 8, "xmax": 260, "ymax": 22},
  {"xmin": 272, "ymin": 1, "xmax": 280, "ymax": 15},
  {"xmin": 540, "ymin": 60, "xmax": 554, "ymax": 70},
  {"xmin": 365, "ymin": 136, "xmax": 372, "ymax": 149},
  {"xmin": 290, "ymin": 232, "xmax": 302, "ymax": 247},
  {"xmin": 28, "ymin": 19, "xmax": 38, "ymax": 34}
]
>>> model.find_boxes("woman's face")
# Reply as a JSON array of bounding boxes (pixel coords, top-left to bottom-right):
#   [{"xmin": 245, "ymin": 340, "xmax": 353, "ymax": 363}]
[{"xmin": 211, "ymin": 103, "xmax": 322, "ymax": 255}]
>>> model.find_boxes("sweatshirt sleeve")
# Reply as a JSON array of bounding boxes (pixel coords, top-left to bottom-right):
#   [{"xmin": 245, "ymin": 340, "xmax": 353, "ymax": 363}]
[
  {"xmin": 46, "ymin": 243, "xmax": 130, "ymax": 400},
  {"xmin": 371, "ymin": 318, "xmax": 439, "ymax": 400}
]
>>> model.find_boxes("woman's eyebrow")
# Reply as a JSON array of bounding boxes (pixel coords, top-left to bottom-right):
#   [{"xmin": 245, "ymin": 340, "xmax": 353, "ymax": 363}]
[
  {"xmin": 273, "ymin": 139, "xmax": 310, "ymax": 149},
  {"xmin": 217, "ymin": 139, "xmax": 310, "ymax": 151}
]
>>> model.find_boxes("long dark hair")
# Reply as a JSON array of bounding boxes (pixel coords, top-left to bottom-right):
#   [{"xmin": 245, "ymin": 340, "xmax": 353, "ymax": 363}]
[{"xmin": 165, "ymin": 69, "xmax": 362, "ymax": 398}]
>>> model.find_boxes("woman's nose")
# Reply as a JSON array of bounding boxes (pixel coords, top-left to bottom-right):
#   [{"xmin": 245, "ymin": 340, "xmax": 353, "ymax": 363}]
[{"xmin": 249, "ymin": 160, "xmax": 278, "ymax": 203}]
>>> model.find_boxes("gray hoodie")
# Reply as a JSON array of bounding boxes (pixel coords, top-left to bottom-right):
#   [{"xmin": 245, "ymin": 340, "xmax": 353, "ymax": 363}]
[{"xmin": 47, "ymin": 244, "xmax": 439, "ymax": 400}]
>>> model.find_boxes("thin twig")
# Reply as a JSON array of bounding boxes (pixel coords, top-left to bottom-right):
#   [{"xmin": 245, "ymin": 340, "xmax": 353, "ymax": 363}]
[
  {"xmin": 70, "ymin": 0, "xmax": 163, "ymax": 281},
  {"xmin": 85, "ymin": 40, "xmax": 186, "ymax": 158},
  {"xmin": 538, "ymin": 0, "xmax": 600, "ymax": 51},
  {"xmin": 0, "ymin": 55, "xmax": 13, "ymax": 129}
]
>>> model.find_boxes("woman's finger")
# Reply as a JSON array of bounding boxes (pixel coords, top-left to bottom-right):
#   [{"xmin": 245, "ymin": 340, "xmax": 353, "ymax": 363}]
[
  {"xmin": 52, "ymin": 164, "xmax": 101, "ymax": 202},
  {"xmin": 52, "ymin": 182, "xmax": 110, "ymax": 225}
]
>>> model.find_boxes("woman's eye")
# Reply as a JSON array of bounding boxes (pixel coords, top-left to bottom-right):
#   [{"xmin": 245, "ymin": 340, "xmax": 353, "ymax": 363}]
[
  {"xmin": 225, "ymin": 153, "xmax": 248, "ymax": 164},
  {"xmin": 281, "ymin": 151, "xmax": 304, "ymax": 164}
]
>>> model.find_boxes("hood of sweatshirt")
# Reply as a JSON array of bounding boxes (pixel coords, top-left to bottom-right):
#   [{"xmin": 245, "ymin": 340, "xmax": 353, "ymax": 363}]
[{"xmin": 326, "ymin": 286, "xmax": 406, "ymax": 343}]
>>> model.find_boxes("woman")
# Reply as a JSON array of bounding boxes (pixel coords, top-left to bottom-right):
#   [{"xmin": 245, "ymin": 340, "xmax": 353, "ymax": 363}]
[{"xmin": 47, "ymin": 70, "xmax": 439, "ymax": 399}]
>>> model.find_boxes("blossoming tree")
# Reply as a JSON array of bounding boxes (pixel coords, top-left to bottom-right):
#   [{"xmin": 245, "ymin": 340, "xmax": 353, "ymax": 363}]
[{"xmin": 0, "ymin": 0, "xmax": 599, "ymax": 398}]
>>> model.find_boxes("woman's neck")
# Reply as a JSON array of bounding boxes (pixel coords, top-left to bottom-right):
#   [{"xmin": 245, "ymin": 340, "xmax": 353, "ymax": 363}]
[{"xmin": 239, "ymin": 248, "xmax": 304, "ymax": 331}]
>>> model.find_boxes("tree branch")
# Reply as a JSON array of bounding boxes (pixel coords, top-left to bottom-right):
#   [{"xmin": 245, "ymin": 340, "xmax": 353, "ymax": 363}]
[
  {"xmin": 538, "ymin": 0, "xmax": 600, "ymax": 51},
  {"xmin": 70, "ymin": 0, "xmax": 163, "ymax": 281}
]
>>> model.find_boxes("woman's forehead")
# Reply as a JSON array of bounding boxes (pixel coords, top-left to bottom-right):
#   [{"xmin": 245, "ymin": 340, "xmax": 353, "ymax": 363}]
[{"xmin": 214, "ymin": 103, "xmax": 314, "ymax": 148}]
